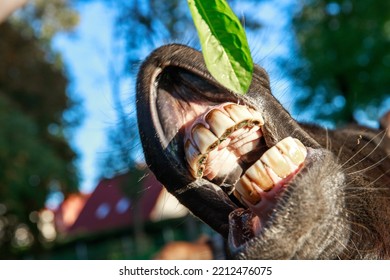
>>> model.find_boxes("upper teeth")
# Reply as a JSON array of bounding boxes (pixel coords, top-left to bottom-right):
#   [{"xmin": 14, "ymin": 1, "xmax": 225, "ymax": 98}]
[
  {"xmin": 191, "ymin": 124, "xmax": 220, "ymax": 154},
  {"xmin": 223, "ymin": 104, "xmax": 254, "ymax": 126},
  {"xmin": 205, "ymin": 109, "xmax": 236, "ymax": 139},
  {"xmin": 184, "ymin": 103, "xmax": 265, "ymax": 179}
]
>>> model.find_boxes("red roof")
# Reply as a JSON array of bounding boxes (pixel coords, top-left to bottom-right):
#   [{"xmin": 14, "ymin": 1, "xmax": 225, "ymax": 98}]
[
  {"xmin": 54, "ymin": 193, "xmax": 90, "ymax": 233},
  {"xmin": 59, "ymin": 170, "xmax": 163, "ymax": 235}
]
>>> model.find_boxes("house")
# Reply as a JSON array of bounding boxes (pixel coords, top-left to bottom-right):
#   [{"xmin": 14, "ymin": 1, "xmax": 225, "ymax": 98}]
[
  {"xmin": 47, "ymin": 169, "xmax": 210, "ymax": 259},
  {"xmin": 55, "ymin": 170, "xmax": 189, "ymax": 236}
]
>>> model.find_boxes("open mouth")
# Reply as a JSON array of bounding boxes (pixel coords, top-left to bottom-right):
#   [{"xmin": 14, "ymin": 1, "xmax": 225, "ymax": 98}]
[
  {"xmin": 137, "ymin": 44, "xmax": 320, "ymax": 256},
  {"xmin": 183, "ymin": 102, "xmax": 307, "ymax": 249}
]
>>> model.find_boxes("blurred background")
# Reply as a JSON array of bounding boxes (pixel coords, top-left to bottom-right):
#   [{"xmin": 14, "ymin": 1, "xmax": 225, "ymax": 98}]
[{"xmin": 0, "ymin": 0, "xmax": 388, "ymax": 259}]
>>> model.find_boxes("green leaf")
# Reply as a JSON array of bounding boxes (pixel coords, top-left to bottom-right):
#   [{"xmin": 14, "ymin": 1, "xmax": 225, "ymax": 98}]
[{"xmin": 188, "ymin": 0, "xmax": 253, "ymax": 95}]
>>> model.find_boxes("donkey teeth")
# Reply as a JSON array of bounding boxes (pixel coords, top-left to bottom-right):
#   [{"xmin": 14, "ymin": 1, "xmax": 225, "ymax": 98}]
[
  {"xmin": 233, "ymin": 137, "xmax": 307, "ymax": 206},
  {"xmin": 260, "ymin": 146, "xmax": 292, "ymax": 178},
  {"xmin": 206, "ymin": 109, "xmax": 236, "ymax": 139},
  {"xmin": 245, "ymin": 159, "xmax": 274, "ymax": 191},
  {"xmin": 276, "ymin": 136, "xmax": 307, "ymax": 165},
  {"xmin": 184, "ymin": 140, "xmax": 207, "ymax": 178},
  {"xmin": 248, "ymin": 108, "xmax": 265, "ymax": 126},
  {"xmin": 185, "ymin": 103, "xmax": 265, "ymax": 179},
  {"xmin": 192, "ymin": 123, "xmax": 219, "ymax": 154},
  {"xmin": 235, "ymin": 175, "xmax": 262, "ymax": 205},
  {"xmin": 261, "ymin": 137, "xmax": 307, "ymax": 178},
  {"xmin": 224, "ymin": 103, "xmax": 253, "ymax": 128}
]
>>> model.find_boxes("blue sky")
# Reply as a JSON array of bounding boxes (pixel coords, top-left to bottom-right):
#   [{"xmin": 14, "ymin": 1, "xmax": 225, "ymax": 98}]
[{"xmin": 52, "ymin": 2, "xmax": 120, "ymax": 194}]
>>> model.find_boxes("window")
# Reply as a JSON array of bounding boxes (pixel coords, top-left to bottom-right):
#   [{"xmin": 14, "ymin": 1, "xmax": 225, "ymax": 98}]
[
  {"xmin": 95, "ymin": 203, "xmax": 110, "ymax": 219},
  {"xmin": 116, "ymin": 198, "xmax": 130, "ymax": 214}
]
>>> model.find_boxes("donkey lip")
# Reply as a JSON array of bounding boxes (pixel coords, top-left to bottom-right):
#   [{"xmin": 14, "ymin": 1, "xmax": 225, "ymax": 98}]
[
  {"xmin": 228, "ymin": 208, "xmax": 260, "ymax": 250},
  {"xmin": 227, "ymin": 148, "xmax": 316, "ymax": 252}
]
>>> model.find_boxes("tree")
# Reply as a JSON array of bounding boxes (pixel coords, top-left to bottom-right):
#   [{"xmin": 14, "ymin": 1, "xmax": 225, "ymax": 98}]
[
  {"xmin": 0, "ymin": 2, "xmax": 80, "ymax": 258},
  {"xmin": 288, "ymin": 0, "xmax": 390, "ymax": 125}
]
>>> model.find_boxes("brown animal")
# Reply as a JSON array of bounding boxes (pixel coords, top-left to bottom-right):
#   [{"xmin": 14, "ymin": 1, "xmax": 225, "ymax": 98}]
[
  {"xmin": 380, "ymin": 111, "xmax": 390, "ymax": 151},
  {"xmin": 136, "ymin": 44, "xmax": 390, "ymax": 259}
]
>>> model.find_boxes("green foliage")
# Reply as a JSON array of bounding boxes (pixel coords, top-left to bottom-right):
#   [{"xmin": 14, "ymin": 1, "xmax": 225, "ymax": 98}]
[
  {"xmin": 0, "ymin": 7, "xmax": 80, "ymax": 257},
  {"xmin": 0, "ymin": 95, "xmax": 66, "ymax": 210},
  {"xmin": 188, "ymin": 0, "xmax": 253, "ymax": 95},
  {"xmin": 290, "ymin": 0, "xmax": 390, "ymax": 124},
  {"xmin": 116, "ymin": 0, "xmax": 194, "ymax": 71},
  {"xmin": 11, "ymin": 0, "xmax": 79, "ymax": 42}
]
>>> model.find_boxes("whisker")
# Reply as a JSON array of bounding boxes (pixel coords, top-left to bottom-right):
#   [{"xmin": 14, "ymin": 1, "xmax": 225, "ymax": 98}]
[
  {"xmin": 341, "ymin": 130, "xmax": 387, "ymax": 169},
  {"xmin": 325, "ymin": 128, "xmax": 330, "ymax": 151},
  {"xmin": 337, "ymin": 133, "xmax": 352, "ymax": 162},
  {"xmin": 347, "ymin": 154, "xmax": 390, "ymax": 176},
  {"xmin": 363, "ymin": 169, "xmax": 390, "ymax": 188},
  {"xmin": 348, "ymin": 155, "xmax": 390, "ymax": 177}
]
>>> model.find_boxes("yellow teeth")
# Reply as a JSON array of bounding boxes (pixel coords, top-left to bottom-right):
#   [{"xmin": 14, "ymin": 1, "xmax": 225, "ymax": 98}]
[
  {"xmin": 260, "ymin": 146, "xmax": 292, "ymax": 178},
  {"xmin": 184, "ymin": 140, "xmax": 207, "ymax": 177},
  {"xmin": 248, "ymin": 108, "xmax": 265, "ymax": 126},
  {"xmin": 185, "ymin": 103, "xmax": 265, "ymax": 178},
  {"xmin": 185, "ymin": 103, "xmax": 308, "ymax": 207},
  {"xmin": 245, "ymin": 160, "xmax": 274, "ymax": 191},
  {"xmin": 231, "ymin": 129, "xmax": 262, "ymax": 157},
  {"xmin": 234, "ymin": 137, "xmax": 307, "ymax": 205},
  {"xmin": 276, "ymin": 136, "xmax": 307, "ymax": 165},
  {"xmin": 235, "ymin": 175, "xmax": 262, "ymax": 205},
  {"xmin": 206, "ymin": 109, "xmax": 236, "ymax": 139},
  {"xmin": 192, "ymin": 124, "xmax": 219, "ymax": 154},
  {"xmin": 224, "ymin": 104, "xmax": 253, "ymax": 128}
]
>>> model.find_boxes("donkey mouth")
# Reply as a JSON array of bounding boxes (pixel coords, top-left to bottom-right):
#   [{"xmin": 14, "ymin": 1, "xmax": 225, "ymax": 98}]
[
  {"xmin": 181, "ymin": 102, "xmax": 308, "ymax": 250},
  {"xmin": 137, "ymin": 44, "xmax": 318, "ymax": 255}
]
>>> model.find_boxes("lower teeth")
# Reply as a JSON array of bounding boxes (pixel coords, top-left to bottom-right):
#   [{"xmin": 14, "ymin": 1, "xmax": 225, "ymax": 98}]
[{"xmin": 233, "ymin": 137, "xmax": 307, "ymax": 206}]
